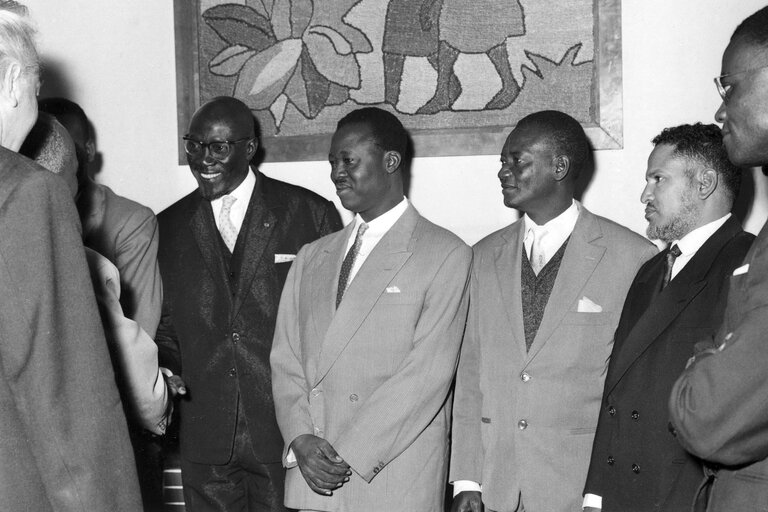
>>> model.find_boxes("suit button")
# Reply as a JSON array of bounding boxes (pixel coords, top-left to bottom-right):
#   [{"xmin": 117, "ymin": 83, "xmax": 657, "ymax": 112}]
[
  {"xmin": 228, "ymin": 368, "xmax": 236, "ymax": 377},
  {"xmin": 608, "ymin": 405, "xmax": 616, "ymax": 416},
  {"xmin": 607, "ymin": 456, "xmax": 615, "ymax": 465},
  {"xmin": 349, "ymin": 394, "xmax": 358, "ymax": 402},
  {"xmin": 311, "ymin": 388, "xmax": 321, "ymax": 398},
  {"xmin": 632, "ymin": 463, "xmax": 640, "ymax": 474},
  {"xmin": 520, "ymin": 372, "xmax": 531, "ymax": 382},
  {"xmin": 518, "ymin": 419, "xmax": 528, "ymax": 430},
  {"xmin": 314, "ymin": 426, "xmax": 323, "ymax": 435},
  {"xmin": 232, "ymin": 332, "xmax": 240, "ymax": 343},
  {"xmin": 631, "ymin": 410, "xmax": 639, "ymax": 420},
  {"xmin": 373, "ymin": 467, "xmax": 379, "ymax": 474}
]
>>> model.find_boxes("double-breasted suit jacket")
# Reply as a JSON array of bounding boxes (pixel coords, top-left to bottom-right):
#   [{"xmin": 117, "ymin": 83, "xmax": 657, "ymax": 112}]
[
  {"xmin": 585, "ymin": 216, "xmax": 753, "ymax": 511},
  {"xmin": 0, "ymin": 147, "xmax": 141, "ymax": 511},
  {"xmin": 670, "ymin": 217, "xmax": 768, "ymax": 512},
  {"xmin": 450, "ymin": 205, "xmax": 657, "ymax": 512},
  {"xmin": 271, "ymin": 204, "xmax": 472, "ymax": 512},
  {"xmin": 156, "ymin": 170, "xmax": 341, "ymax": 464}
]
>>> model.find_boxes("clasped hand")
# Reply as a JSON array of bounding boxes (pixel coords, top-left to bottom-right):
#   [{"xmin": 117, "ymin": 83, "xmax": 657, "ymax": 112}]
[{"xmin": 292, "ymin": 434, "xmax": 351, "ymax": 496}]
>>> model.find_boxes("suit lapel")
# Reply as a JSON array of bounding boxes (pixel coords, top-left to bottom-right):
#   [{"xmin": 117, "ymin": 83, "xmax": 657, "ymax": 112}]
[
  {"xmin": 312, "ymin": 207, "xmax": 417, "ymax": 385},
  {"xmin": 232, "ymin": 177, "xmax": 276, "ymax": 318},
  {"xmin": 189, "ymin": 198, "xmax": 234, "ymax": 308},
  {"xmin": 494, "ymin": 222, "xmax": 527, "ymax": 355},
  {"xmin": 527, "ymin": 209, "xmax": 606, "ymax": 362},
  {"xmin": 605, "ymin": 216, "xmax": 743, "ymax": 393}
]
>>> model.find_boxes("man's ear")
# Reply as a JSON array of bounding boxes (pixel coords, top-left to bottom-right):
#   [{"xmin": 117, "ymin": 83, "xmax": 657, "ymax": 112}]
[
  {"xmin": 697, "ymin": 168, "xmax": 718, "ymax": 199},
  {"xmin": 0, "ymin": 62, "xmax": 22, "ymax": 107},
  {"xmin": 552, "ymin": 154, "xmax": 571, "ymax": 182},
  {"xmin": 246, "ymin": 137, "xmax": 258, "ymax": 160},
  {"xmin": 85, "ymin": 139, "xmax": 96, "ymax": 163},
  {"xmin": 384, "ymin": 150, "xmax": 401, "ymax": 174}
]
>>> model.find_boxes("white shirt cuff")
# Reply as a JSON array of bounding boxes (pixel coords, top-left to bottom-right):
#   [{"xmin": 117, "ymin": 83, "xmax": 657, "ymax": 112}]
[
  {"xmin": 583, "ymin": 493, "xmax": 602, "ymax": 509},
  {"xmin": 286, "ymin": 447, "xmax": 297, "ymax": 466},
  {"xmin": 452, "ymin": 480, "xmax": 481, "ymax": 497}
]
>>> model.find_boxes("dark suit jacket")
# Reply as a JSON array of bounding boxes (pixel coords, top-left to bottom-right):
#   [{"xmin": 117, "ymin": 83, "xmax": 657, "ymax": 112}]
[
  {"xmin": 585, "ymin": 216, "xmax": 753, "ymax": 511},
  {"xmin": 156, "ymin": 170, "xmax": 342, "ymax": 464},
  {"xmin": 0, "ymin": 147, "xmax": 141, "ymax": 511},
  {"xmin": 670, "ymin": 216, "xmax": 768, "ymax": 512}
]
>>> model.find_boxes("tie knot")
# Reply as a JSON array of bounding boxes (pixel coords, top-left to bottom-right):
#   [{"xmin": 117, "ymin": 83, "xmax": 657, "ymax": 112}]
[
  {"xmin": 669, "ymin": 244, "xmax": 681, "ymax": 258},
  {"xmin": 356, "ymin": 222, "xmax": 369, "ymax": 239}
]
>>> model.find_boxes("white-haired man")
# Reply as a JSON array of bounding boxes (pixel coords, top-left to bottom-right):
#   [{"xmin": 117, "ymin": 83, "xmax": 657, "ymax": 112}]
[{"xmin": 0, "ymin": 2, "xmax": 141, "ymax": 510}]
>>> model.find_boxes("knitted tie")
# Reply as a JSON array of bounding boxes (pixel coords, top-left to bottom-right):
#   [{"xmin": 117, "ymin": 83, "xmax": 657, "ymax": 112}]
[
  {"xmin": 336, "ymin": 223, "xmax": 368, "ymax": 308},
  {"xmin": 662, "ymin": 244, "xmax": 682, "ymax": 289},
  {"xmin": 530, "ymin": 227, "xmax": 548, "ymax": 275},
  {"xmin": 218, "ymin": 195, "xmax": 238, "ymax": 252}
]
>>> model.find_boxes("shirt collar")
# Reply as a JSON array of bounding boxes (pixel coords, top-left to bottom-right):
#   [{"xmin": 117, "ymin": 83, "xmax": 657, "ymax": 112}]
[
  {"xmin": 351, "ymin": 197, "xmax": 409, "ymax": 238},
  {"xmin": 671, "ymin": 213, "xmax": 731, "ymax": 257},
  {"xmin": 210, "ymin": 168, "xmax": 256, "ymax": 208},
  {"xmin": 523, "ymin": 200, "xmax": 580, "ymax": 239}
]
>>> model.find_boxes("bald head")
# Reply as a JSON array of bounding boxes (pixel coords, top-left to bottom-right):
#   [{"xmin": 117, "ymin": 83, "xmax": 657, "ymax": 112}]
[{"xmin": 185, "ymin": 96, "xmax": 258, "ymax": 200}]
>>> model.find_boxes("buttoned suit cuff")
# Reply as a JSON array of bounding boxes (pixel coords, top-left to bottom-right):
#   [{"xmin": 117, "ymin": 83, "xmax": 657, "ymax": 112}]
[
  {"xmin": 452, "ymin": 480, "xmax": 481, "ymax": 497},
  {"xmin": 583, "ymin": 493, "xmax": 602, "ymax": 509}
]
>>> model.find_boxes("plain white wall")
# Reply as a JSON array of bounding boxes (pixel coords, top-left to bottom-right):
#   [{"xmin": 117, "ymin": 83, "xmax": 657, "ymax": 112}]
[{"xmin": 26, "ymin": 0, "xmax": 768, "ymax": 244}]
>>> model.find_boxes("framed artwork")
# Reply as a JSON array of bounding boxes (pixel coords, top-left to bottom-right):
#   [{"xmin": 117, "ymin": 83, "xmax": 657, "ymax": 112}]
[{"xmin": 174, "ymin": 0, "xmax": 622, "ymax": 163}]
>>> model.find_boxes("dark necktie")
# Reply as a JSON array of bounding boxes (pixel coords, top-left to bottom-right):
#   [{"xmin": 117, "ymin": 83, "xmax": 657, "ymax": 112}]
[
  {"xmin": 662, "ymin": 244, "xmax": 682, "ymax": 289},
  {"xmin": 336, "ymin": 223, "xmax": 368, "ymax": 308}
]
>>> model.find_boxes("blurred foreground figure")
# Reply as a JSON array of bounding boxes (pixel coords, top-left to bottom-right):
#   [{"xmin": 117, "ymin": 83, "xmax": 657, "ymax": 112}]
[{"xmin": 0, "ymin": 2, "xmax": 141, "ymax": 510}]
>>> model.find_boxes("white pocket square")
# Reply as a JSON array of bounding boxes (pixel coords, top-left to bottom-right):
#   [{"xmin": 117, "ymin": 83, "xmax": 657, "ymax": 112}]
[
  {"xmin": 274, "ymin": 254, "xmax": 296, "ymax": 264},
  {"xmin": 386, "ymin": 286, "xmax": 401, "ymax": 294},
  {"xmin": 577, "ymin": 296, "xmax": 603, "ymax": 313},
  {"xmin": 733, "ymin": 264, "xmax": 749, "ymax": 276}
]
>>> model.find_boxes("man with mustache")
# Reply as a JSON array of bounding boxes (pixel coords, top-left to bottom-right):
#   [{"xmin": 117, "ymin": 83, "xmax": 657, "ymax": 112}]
[
  {"xmin": 155, "ymin": 96, "xmax": 341, "ymax": 511},
  {"xmin": 669, "ymin": 6, "xmax": 768, "ymax": 511},
  {"xmin": 450, "ymin": 110, "xmax": 657, "ymax": 512},
  {"xmin": 583, "ymin": 123, "xmax": 753, "ymax": 512}
]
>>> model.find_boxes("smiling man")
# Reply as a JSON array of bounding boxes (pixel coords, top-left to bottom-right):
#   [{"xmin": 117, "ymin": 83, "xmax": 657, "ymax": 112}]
[
  {"xmin": 271, "ymin": 106, "xmax": 472, "ymax": 511},
  {"xmin": 669, "ymin": 7, "xmax": 768, "ymax": 511},
  {"xmin": 155, "ymin": 96, "xmax": 341, "ymax": 511},
  {"xmin": 584, "ymin": 123, "xmax": 753, "ymax": 512},
  {"xmin": 450, "ymin": 110, "xmax": 656, "ymax": 512}
]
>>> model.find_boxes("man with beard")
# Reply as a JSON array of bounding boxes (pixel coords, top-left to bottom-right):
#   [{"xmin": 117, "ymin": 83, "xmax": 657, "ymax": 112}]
[
  {"xmin": 450, "ymin": 110, "xmax": 656, "ymax": 512},
  {"xmin": 583, "ymin": 123, "xmax": 753, "ymax": 512},
  {"xmin": 669, "ymin": 7, "xmax": 768, "ymax": 511},
  {"xmin": 156, "ymin": 96, "xmax": 341, "ymax": 511}
]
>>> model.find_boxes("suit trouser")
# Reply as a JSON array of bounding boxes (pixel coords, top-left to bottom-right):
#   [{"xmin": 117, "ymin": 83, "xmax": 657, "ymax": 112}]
[{"xmin": 181, "ymin": 395, "xmax": 290, "ymax": 512}]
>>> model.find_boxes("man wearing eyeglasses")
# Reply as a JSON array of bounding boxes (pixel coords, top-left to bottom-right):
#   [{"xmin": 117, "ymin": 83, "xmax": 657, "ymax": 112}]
[
  {"xmin": 669, "ymin": 6, "xmax": 768, "ymax": 512},
  {"xmin": 156, "ymin": 96, "xmax": 342, "ymax": 511}
]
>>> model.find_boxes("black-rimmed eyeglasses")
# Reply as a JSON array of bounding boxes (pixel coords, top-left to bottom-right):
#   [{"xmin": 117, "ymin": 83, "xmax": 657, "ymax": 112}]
[{"xmin": 182, "ymin": 136, "xmax": 253, "ymax": 159}]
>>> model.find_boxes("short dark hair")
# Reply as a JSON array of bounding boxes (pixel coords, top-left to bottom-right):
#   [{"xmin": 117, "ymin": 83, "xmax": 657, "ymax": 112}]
[
  {"xmin": 38, "ymin": 97, "xmax": 92, "ymax": 141},
  {"xmin": 731, "ymin": 6, "xmax": 768, "ymax": 47},
  {"xmin": 336, "ymin": 107, "xmax": 408, "ymax": 158},
  {"xmin": 652, "ymin": 122, "xmax": 741, "ymax": 200},
  {"xmin": 516, "ymin": 110, "xmax": 593, "ymax": 179}
]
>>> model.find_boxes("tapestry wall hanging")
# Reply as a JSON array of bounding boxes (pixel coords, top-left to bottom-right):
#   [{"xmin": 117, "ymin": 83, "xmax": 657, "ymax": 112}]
[{"xmin": 174, "ymin": 0, "xmax": 622, "ymax": 162}]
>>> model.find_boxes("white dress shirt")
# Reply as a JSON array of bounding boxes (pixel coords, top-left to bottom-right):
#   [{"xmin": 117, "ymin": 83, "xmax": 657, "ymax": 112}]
[
  {"xmin": 582, "ymin": 213, "xmax": 732, "ymax": 510},
  {"xmin": 210, "ymin": 169, "xmax": 256, "ymax": 238},
  {"xmin": 453, "ymin": 200, "xmax": 581, "ymax": 497}
]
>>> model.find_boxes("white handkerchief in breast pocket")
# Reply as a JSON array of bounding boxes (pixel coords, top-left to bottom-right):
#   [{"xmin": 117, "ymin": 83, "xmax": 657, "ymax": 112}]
[
  {"xmin": 577, "ymin": 296, "xmax": 603, "ymax": 313},
  {"xmin": 733, "ymin": 264, "xmax": 749, "ymax": 276},
  {"xmin": 274, "ymin": 254, "xmax": 296, "ymax": 264}
]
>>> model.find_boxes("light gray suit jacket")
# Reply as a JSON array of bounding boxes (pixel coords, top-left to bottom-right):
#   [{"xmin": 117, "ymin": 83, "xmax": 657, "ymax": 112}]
[
  {"xmin": 450, "ymin": 205, "xmax": 657, "ymax": 512},
  {"xmin": 271, "ymin": 204, "xmax": 472, "ymax": 512}
]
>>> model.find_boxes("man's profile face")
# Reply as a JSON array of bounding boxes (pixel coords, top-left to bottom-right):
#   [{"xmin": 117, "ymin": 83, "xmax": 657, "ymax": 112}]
[
  {"xmin": 186, "ymin": 111, "xmax": 253, "ymax": 201},
  {"xmin": 497, "ymin": 125, "xmax": 558, "ymax": 214},
  {"xmin": 641, "ymin": 143, "xmax": 700, "ymax": 243},
  {"xmin": 715, "ymin": 40, "xmax": 768, "ymax": 167},
  {"xmin": 329, "ymin": 122, "xmax": 393, "ymax": 222}
]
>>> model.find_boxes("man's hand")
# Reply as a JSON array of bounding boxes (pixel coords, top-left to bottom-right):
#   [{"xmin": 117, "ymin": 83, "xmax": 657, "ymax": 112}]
[
  {"xmin": 161, "ymin": 369, "xmax": 187, "ymax": 398},
  {"xmin": 291, "ymin": 434, "xmax": 351, "ymax": 496},
  {"xmin": 451, "ymin": 490, "xmax": 483, "ymax": 512}
]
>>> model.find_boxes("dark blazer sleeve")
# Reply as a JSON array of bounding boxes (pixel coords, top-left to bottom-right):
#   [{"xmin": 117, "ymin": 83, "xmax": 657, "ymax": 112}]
[{"xmin": 669, "ymin": 232, "xmax": 768, "ymax": 466}]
